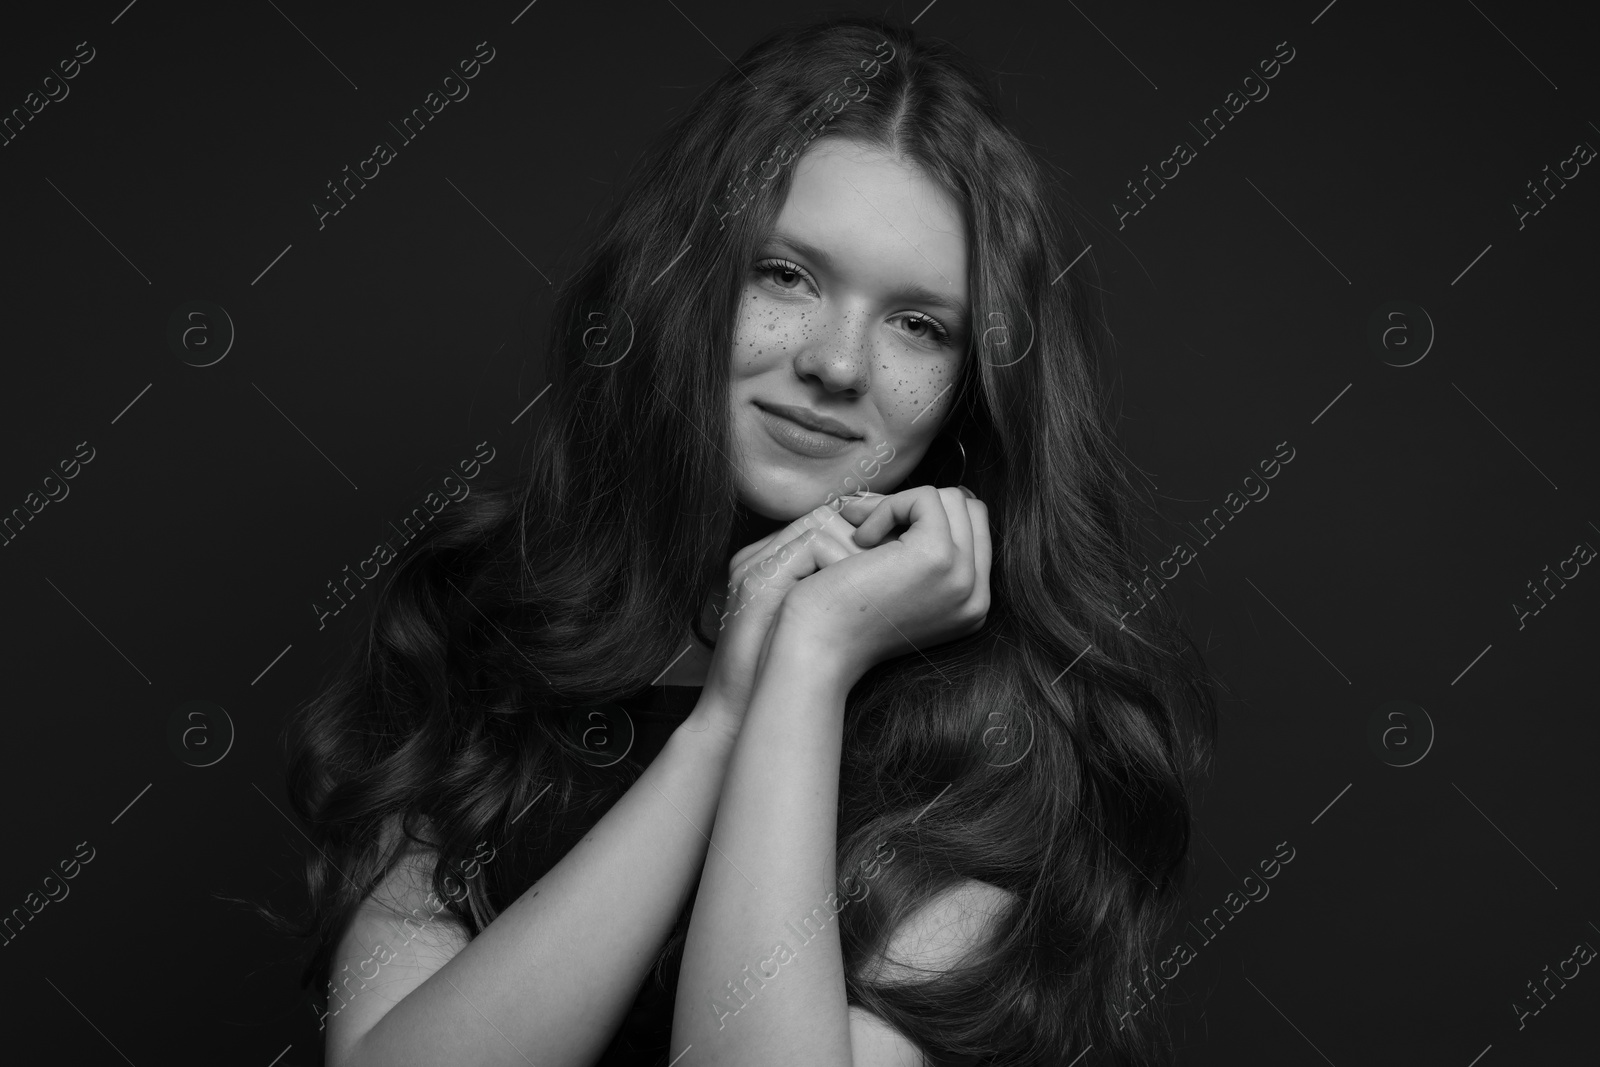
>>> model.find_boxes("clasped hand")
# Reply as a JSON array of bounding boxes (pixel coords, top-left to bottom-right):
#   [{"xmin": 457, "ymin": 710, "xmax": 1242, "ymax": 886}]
[{"xmin": 699, "ymin": 485, "xmax": 990, "ymax": 727}]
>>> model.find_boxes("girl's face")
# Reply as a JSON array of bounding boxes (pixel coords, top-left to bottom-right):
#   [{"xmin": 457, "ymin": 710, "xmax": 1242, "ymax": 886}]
[{"xmin": 728, "ymin": 137, "xmax": 970, "ymax": 521}]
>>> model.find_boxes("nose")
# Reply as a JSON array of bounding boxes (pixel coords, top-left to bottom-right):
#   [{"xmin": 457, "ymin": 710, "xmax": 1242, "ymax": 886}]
[{"xmin": 792, "ymin": 309, "xmax": 871, "ymax": 396}]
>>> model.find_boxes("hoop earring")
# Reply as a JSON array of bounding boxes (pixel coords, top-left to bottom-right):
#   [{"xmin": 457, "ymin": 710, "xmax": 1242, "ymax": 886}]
[{"xmin": 948, "ymin": 432, "xmax": 967, "ymax": 486}]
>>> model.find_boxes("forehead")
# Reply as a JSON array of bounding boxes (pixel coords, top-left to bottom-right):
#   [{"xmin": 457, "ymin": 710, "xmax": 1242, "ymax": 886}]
[{"xmin": 768, "ymin": 137, "xmax": 968, "ymax": 314}]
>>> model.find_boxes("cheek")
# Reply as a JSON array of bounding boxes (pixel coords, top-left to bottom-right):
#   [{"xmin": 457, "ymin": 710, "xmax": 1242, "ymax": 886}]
[
  {"xmin": 875, "ymin": 355, "xmax": 961, "ymax": 439},
  {"xmin": 732, "ymin": 289, "xmax": 808, "ymax": 376}
]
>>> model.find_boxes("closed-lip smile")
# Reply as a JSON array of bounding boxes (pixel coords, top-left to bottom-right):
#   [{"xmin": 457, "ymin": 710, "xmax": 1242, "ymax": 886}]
[{"xmin": 754, "ymin": 401, "xmax": 861, "ymax": 440}]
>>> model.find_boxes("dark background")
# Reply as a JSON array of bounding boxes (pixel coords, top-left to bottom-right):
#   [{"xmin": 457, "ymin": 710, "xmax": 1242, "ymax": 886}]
[{"xmin": 1, "ymin": 0, "xmax": 1594, "ymax": 1063}]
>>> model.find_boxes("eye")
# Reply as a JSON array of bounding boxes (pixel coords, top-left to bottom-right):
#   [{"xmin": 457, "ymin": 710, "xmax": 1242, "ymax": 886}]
[
  {"xmin": 895, "ymin": 311, "xmax": 954, "ymax": 348},
  {"xmin": 753, "ymin": 257, "xmax": 816, "ymax": 293},
  {"xmin": 752, "ymin": 257, "xmax": 957, "ymax": 349}
]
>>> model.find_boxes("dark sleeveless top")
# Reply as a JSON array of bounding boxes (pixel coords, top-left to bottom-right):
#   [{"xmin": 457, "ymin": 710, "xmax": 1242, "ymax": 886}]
[{"xmin": 593, "ymin": 683, "xmax": 703, "ymax": 1067}]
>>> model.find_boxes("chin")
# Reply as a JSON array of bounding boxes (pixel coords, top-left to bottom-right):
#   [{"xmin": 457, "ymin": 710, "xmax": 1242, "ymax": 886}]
[
  {"xmin": 733, "ymin": 460, "xmax": 918, "ymax": 522},
  {"xmin": 734, "ymin": 474, "xmax": 836, "ymax": 522}
]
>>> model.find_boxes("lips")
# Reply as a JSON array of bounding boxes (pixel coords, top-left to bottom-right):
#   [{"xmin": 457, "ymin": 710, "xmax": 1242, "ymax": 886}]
[
  {"xmin": 754, "ymin": 401, "xmax": 861, "ymax": 440},
  {"xmin": 753, "ymin": 401, "xmax": 861, "ymax": 459}
]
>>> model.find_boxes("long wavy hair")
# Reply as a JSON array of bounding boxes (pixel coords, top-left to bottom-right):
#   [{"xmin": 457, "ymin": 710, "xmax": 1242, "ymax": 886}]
[{"xmin": 278, "ymin": 14, "xmax": 1216, "ymax": 1066}]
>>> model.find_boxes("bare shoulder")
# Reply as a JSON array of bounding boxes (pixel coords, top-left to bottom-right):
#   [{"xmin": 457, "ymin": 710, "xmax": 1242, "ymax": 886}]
[
  {"xmin": 858, "ymin": 878, "xmax": 1019, "ymax": 987},
  {"xmin": 849, "ymin": 879, "xmax": 1018, "ymax": 1065},
  {"xmin": 323, "ymin": 815, "xmax": 473, "ymax": 1066},
  {"xmin": 848, "ymin": 880, "xmax": 1017, "ymax": 1065}
]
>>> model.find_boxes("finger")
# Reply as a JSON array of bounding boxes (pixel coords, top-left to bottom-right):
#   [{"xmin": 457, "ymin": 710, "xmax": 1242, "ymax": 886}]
[
  {"xmin": 731, "ymin": 505, "xmax": 865, "ymax": 592},
  {"xmin": 729, "ymin": 509, "xmax": 830, "ymax": 573},
  {"xmin": 836, "ymin": 492, "xmax": 888, "ymax": 526},
  {"xmin": 728, "ymin": 526, "xmax": 853, "ymax": 610},
  {"xmin": 966, "ymin": 496, "xmax": 991, "ymax": 603},
  {"xmin": 768, "ymin": 504, "xmax": 868, "ymax": 565},
  {"xmin": 729, "ymin": 526, "xmax": 790, "ymax": 574},
  {"xmin": 825, "ymin": 490, "xmax": 885, "ymax": 522},
  {"xmin": 937, "ymin": 485, "xmax": 975, "ymax": 572},
  {"xmin": 849, "ymin": 484, "xmax": 952, "ymax": 550},
  {"xmin": 785, "ymin": 525, "xmax": 855, "ymax": 576},
  {"xmin": 729, "ymin": 502, "xmax": 863, "ymax": 576},
  {"xmin": 807, "ymin": 503, "xmax": 870, "ymax": 556}
]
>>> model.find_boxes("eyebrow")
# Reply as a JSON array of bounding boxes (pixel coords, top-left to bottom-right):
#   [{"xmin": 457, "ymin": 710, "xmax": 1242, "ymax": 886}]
[{"xmin": 764, "ymin": 231, "xmax": 971, "ymax": 326}]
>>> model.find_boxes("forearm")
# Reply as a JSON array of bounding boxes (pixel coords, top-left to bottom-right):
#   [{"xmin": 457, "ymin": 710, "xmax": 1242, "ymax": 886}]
[
  {"xmin": 672, "ymin": 625, "xmax": 856, "ymax": 1066},
  {"xmin": 344, "ymin": 694, "xmax": 740, "ymax": 1067}
]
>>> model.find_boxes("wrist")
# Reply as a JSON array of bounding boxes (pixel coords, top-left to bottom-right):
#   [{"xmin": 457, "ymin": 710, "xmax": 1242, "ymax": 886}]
[
  {"xmin": 767, "ymin": 606, "xmax": 865, "ymax": 698},
  {"xmin": 678, "ymin": 687, "xmax": 744, "ymax": 748}
]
